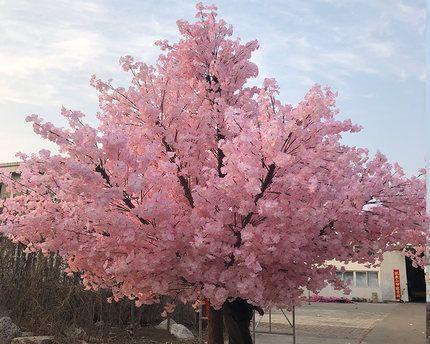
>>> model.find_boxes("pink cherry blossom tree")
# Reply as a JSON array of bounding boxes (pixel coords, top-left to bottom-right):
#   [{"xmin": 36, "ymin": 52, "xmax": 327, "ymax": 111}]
[{"xmin": 0, "ymin": 3, "xmax": 426, "ymax": 343}]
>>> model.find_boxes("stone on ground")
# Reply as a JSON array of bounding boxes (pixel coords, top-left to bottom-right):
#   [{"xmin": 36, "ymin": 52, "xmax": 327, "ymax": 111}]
[
  {"xmin": 19, "ymin": 333, "xmax": 33, "ymax": 338},
  {"xmin": 0, "ymin": 317, "xmax": 21, "ymax": 344},
  {"xmin": 155, "ymin": 318, "xmax": 177, "ymax": 330},
  {"xmin": 169, "ymin": 323, "xmax": 194, "ymax": 340},
  {"xmin": 65, "ymin": 326, "xmax": 86, "ymax": 339},
  {"xmin": 10, "ymin": 337, "xmax": 57, "ymax": 344}
]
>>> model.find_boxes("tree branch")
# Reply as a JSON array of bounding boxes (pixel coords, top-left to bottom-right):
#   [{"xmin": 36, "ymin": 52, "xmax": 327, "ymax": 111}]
[
  {"xmin": 95, "ymin": 163, "xmax": 150, "ymax": 225},
  {"xmin": 216, "ymin": 128, "xmax": 226, "ymax": 178},
  {"xmin": 226, "ymin": 163, "xmax": 276, "ymax": 268},
  {"xmin": 241, "ymin": 163, "xmax": 276, "ymax": 228},
  {"xmin": 161, "ymin": 138, "xmax": 195, "ymax": 208}
]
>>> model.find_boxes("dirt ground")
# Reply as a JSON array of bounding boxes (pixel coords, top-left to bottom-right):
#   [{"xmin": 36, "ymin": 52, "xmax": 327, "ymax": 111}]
[
  {"xmin": 54, "ymin": 327, "xmax": 200, "ymax": 344},
  {"xmin": 0, "ymin": 309, "xmax": 199, "ymax": 344},
  {"xmin": 4, "ymin": 302, "xmax": 425, "ymax": 343}
]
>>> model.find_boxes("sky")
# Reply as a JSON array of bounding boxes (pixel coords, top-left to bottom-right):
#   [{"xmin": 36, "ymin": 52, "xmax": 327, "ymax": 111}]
[{"xmin": 0, "ymin": 0, "xmax": 427, "ymax": 175}]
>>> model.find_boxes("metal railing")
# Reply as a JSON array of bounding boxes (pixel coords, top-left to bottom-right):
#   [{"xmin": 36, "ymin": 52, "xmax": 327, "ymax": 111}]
[
  {"xmin": 252, "ymin": 307, "xmax": 296, "ymax": 344},
  {"xmin": 197, "ymin": 304, "xmax": 297, "ymax": 344}
]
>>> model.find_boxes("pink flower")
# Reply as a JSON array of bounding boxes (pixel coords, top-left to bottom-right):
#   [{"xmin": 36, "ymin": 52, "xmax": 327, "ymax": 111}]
[{"xmin": 1, "ymin": 3, "xmax": 426, "ymax": 312}]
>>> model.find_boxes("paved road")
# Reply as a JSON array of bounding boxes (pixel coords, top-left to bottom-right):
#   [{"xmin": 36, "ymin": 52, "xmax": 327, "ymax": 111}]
[
  {"xmin": 251, "ymin": 302, "xmax": 425, "ymax": 344},
  {"xmin": 362, "ymin": 303, "xmax": 425, "ymax": 344}
]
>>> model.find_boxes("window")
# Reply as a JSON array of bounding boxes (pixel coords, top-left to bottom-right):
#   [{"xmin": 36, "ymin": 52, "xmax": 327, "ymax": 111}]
[
  {"xmin": 11, "ymin": 172, "xmax": 20, "ymax": 180},
  {"xmin": 335, "ymin": 270, "xmax": 379, "ymax": 287},
  {"xmin": 336, "ymin": 271, "xmax": 354, "ymax": 284},
  {"xmin": 356, "ymin": 271, "xmax": 367, "ymax": 287},
  {"xmin": 343, "ymin": 271, "xmax": 353, "ymax": 285},
  {"xmin": 368, "ymin": 271, "xmax": 379, "ymax": 287}
]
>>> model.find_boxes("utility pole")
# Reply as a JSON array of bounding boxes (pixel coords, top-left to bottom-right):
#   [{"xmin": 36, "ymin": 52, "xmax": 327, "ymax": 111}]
[
  {"xmin": 426, "ymin": 132, "xmax": 429, "ymax": 342},
  {"xmin": 426, "ymin": 6, "xmax": 430, "ymax": 341}
]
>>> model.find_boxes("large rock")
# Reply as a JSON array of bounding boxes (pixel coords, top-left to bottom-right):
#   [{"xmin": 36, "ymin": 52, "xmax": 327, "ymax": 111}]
[
  {"xmin": 0, "ymin": 317, "xmax": 21, "ymax": 343},
  {"xmin": 169, "ymin": 324, "xmax": 194, "ymax": 340},
  {"xmin": 64, "ymin": 326, "xmax": 86, "ymax": 339},
  {"xmin": 10, "ymin": 337, "xmax": 56, "ymax": 344},
  {"xmin": 155, "ymin": 318, "xmax": 176, "ymax": 330}
]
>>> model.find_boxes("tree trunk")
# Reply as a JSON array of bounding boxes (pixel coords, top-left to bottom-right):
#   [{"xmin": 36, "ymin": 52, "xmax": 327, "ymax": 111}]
[
  {"xmin": 208, "ymin": 305, "xmax": 224, "ymax": 344},
  {"xmin": 223, "ymin": 298, "xmax": 254, "ymax": 344}
]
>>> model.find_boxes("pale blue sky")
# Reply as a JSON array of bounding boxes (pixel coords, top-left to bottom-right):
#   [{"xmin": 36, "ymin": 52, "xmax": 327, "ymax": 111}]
[{"xmin": 0, "ymin": 0, "xmax": 427, "ymax": 175}]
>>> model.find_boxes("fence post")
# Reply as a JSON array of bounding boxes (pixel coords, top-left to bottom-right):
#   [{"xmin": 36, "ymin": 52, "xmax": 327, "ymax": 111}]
[
  {"xmin": 269, "ymin": 308, "xmax": 271, "ymax": 333},
  {"xmin": 198, "ymin": 305, "xmax": 203, "ymax": 343},
  {"xmin": 252, "ymin": 311, "xmax": 256, "ymax": 343},
  {"xmin": 292, "ymin": 307, "xmax": 296, "ymax": 344}
]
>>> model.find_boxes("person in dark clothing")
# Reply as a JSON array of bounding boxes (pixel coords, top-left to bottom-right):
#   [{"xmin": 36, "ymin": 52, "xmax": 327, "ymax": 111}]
[{"xmin": 223, "ymin": 298, "xmax": 264, "ymax": 344}]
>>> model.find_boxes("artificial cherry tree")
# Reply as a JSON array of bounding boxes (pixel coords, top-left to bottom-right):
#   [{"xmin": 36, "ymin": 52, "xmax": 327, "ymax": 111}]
[{"xmin": 0, "ymin": 3, "xmax": 426, "ymax": 343}]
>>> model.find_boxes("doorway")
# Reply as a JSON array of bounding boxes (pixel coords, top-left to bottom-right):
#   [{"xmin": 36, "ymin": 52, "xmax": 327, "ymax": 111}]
[{"xmin": 405, "ymin": 256, "xmax": 426, "ymax": 302}]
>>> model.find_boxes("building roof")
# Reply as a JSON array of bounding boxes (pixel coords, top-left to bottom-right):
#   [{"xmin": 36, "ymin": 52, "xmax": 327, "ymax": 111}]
[{"xmin": 0, "ymin": 162, "xmax": 20, "ymax": 168}]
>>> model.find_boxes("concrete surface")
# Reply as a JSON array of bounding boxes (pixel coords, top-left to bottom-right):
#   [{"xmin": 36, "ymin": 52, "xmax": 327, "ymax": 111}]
[
  {"xmin": 251, "ymin": 302, "xmax": 425, "ymax": 344},
  {"xmin": 427, "ymin": 303, "xmax": 430, "ymax": 343},
  {"xmin": 362, "ymin": 303, "xmax": 425, "ymax": 344}
]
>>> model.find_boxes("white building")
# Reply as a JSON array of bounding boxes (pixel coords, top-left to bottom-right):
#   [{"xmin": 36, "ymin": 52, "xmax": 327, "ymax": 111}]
[
  {"xmin": 0, "ymin": 162, "xmax": 20, "ymax": 198},
  {"xmin": 314, "ymin": 251, "xmax": 425, "ymax": 302}
]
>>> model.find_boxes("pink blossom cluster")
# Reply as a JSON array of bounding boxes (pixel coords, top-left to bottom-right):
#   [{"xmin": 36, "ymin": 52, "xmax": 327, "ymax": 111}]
[
  {"xmin": 0, "ymin": 3, "xmax": 426, "ymax": 310},
  {"xmin": 309, "ymin": 295, "xmax": 353, "ymax": 303}
]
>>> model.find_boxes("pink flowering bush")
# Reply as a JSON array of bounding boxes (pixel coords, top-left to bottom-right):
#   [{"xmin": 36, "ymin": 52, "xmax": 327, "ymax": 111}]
[
  {"xmin": 309, "ymin": 295, "xmax": 353, "ymax": 303},
  {"xmin": 0, "ymin": 3, "xmax": 426, "ymax": 312}
]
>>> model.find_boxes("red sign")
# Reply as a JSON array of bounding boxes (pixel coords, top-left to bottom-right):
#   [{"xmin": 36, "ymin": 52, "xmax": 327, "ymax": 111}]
[{"xmin": 393, "ymin": 269, "xmax": 401, "ymax": 300}]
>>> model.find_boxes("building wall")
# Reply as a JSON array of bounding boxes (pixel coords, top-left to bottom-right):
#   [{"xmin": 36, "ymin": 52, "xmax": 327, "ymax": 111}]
[
  {"xmin": 312, "ymin": 251, "xmax": 409, "ymax": 302},
  {"xmin": 0, "ymin": 162, "xmax": 19, "ymax": 173},
  {"xmin": 0, "ymin": 162, "xmax": 20, "ymax": 198},
  {"xmin": 379, "ymin": 251, "xmax": 409, "ymax": 302}
]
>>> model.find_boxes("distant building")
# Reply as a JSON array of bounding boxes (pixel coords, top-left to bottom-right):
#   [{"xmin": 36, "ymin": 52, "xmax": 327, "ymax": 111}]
[
  {"xmin": 0, "ymin": 162, "xmax": 20, "ymax": 198},
  {"xmin": 313, "ymin": 251, "xmax": 425, "ymax": 303}
]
